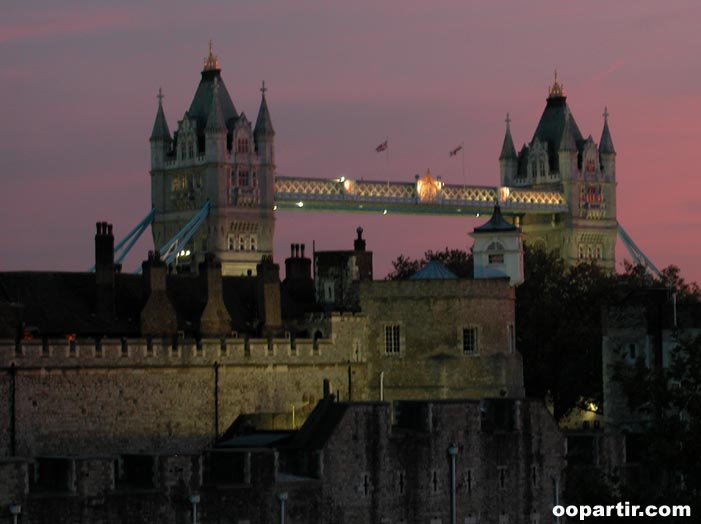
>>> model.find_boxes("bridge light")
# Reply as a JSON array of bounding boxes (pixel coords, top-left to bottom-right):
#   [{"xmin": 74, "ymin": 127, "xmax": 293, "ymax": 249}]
[
  {"xmin": 296, "ymin": 201, "xmax": 304, "ymax": 208},
  {"xmin": 339, "ymin": 176, "xmax": 346, "ymax": 183},
  {"xmin": 476, "ymin": 213, "xmax": 480, "ymax": 217},
  {"xmin": 383, "ymin": 209, "xmax": 388, "ymax": 215},
  {"xmin": 273, "ymin": 205, "xmax": 278, "ymax": 210}
]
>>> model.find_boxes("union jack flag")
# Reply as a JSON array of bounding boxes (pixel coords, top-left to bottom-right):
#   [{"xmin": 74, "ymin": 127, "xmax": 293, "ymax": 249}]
[
  {"xmin": 449, "ymin": 145, "xmax": 463, "ymax": 157},
  {"xmin": 375, "ymin": 140, "xmax": 388, "ymax": 152}
]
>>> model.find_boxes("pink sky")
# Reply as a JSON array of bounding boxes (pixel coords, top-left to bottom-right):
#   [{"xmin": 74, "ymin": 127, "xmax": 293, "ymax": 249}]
[{"xmin": 1, "ymin": 1, "xmax": 700, "ymax": 282}]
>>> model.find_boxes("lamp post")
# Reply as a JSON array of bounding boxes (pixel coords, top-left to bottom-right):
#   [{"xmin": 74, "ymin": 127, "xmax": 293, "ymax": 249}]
[
  {"xmin": 448, "ymin": 444, "xmax": 458, "ymax": 524},
  {"xmin": 9, "ymin": 504, "xmax": 21, "ymax": 524},
  {"xmin": 277, "ymin": 492, "xmax": 288, "ymax": 524},
  {"xmin": 188, "ymin": 494, "xmax": 200, "ymax": 524}
]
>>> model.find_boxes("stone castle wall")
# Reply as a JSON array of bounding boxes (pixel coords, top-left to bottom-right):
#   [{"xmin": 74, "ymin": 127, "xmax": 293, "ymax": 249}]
[{"xmin": 0, "ymin": 319, "xmax": 369, "ymax": 458}]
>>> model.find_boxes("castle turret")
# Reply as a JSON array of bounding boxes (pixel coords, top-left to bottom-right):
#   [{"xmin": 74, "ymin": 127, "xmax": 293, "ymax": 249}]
[
  {"xmin": 599, "ymin": 107, "xmax": 616, "ymax": 179},
  {"xmin": 150, "ymin": 88, "xmax": 172, "ymax": 170},
  {"xmin": 499, "ymin": 113, "xmax": 517, "ymax": 185},
  {"xmin": 254, "ymin": 81, "xmax": 275, "ymax": 165},
  {"xmin": 470, "ymin": 205, "xmax": 524, "ymax": 286}
]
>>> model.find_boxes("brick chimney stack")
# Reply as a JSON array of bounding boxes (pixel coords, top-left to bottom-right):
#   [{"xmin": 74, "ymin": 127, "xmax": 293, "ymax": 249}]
[
  {"xmin": 257, "ymin": 256, "xmax": 282, "ymax": 336},
  {"xmin": 141, "ymin": 251, "xmax": 178, "ymax": 336},
  {"xmin": 199, "ymin": 254, "xmax": 232, "ymax": 337},
  {"xmin": 95, "ymin": 222, "xmax": 115, "ymax": 320}
]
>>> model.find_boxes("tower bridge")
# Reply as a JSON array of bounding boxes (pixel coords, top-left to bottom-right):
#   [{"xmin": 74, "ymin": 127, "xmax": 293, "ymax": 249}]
[{"xmin": 137, "ymin": 46, "xmax": 656, "ymax": 276}]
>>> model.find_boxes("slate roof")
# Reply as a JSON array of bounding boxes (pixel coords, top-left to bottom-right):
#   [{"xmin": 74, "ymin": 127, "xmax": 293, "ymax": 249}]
[
  {"xmin": 473, "ymin": 205, "xmax": 518, "ymax": 233},
  {"xmin": 532, "ymin": 94, "xmax": 583, "ymax": 168},
  {"xmin": 600, "ymin": 119, "xmax": 616, "ymax": 154},
  {"xmin": 187, "ymin": 69, "xmax": 239, "ymax": 132},
  {"xmin": 150, "ymin": 99, "xmax": 171, "ymax": 142},
  {"xmin": 499, "ymin": 124, "xmax": 517, "ymax": 160},
  {"xmin": 254, "ymin": 91, "xmax": 274, "ymax": 137},
  {"xmin": 409, "ymin": 260, "xmax": 458, "ymax": 280}
]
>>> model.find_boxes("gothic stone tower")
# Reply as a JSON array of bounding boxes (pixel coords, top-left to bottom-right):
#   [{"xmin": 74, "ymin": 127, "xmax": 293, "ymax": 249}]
[
  {"xmin": 149, "ymin": 44, "xmax": 275, "ymax": 275},
  {"xmin": 499, "ymin": 73, "xmax": 617, "ymax": 270}
]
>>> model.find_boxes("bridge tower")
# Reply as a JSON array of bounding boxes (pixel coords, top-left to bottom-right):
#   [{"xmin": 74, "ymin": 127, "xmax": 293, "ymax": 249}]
[
  {"xmin": 149, "ymin": 43, "xmax": 275, "ymax": 275},
  {"xmin": 501, "ymin": 72, "xmax": 617, "ymax": 270}
]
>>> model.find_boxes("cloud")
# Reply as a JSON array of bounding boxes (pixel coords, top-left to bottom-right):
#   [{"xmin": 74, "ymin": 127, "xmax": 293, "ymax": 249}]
[{"xmin": 0, "ymin": 8, "xmax": 140, "ymax": 45}]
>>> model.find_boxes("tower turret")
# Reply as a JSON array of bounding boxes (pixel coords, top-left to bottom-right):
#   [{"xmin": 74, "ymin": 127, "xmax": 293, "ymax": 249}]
[
  {"xmin": 150, "ymin": 88, "xmax": 172, "ymax": 170},
  {"xmin": 499, "ymin": 113, "xmax": 518, "ymax": 185},
  {"xmin": 599, "ymin": 107, "xmax": 616, "ymax": 179},
  {"xmin": 254, "ymin": 81, "xmax": 275, "ymax": 165}
]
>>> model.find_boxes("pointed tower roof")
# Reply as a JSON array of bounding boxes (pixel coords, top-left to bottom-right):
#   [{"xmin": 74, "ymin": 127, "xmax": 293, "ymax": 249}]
[
  {"xmin": 206, "ymin": 78, "xmax": 227, "ymax": 132},
  {"xmin": 409, "ymin": 260, "xmax": 458, "ymax": 280},
  {"xmin": 187, "ymin": 41, "xmax": 238, "ymax": 132},
  {"xmin": 150, "ymin": 88, "xmax": 172, "ymax": 141},
  {"xmin": 473, "ymin": 204, "xmax": 518, "ymax": 233},
  {"xmin": 254, "ymin": 81, "xmax": 275, "ymax": 136},
  {"xmin": 499, "ymin": 113, "xmax": 517, "ymax": 160},
  {"xmin": 532, "ymin": 70, "xmax": 583, "ymax": 153},
  {"xmin": 558, "ymin": 112, "xmax": 578, "ymax": 152},
  {"xmin": 599, "ymin": 107, "xmax": 616, "ymax": 154}
]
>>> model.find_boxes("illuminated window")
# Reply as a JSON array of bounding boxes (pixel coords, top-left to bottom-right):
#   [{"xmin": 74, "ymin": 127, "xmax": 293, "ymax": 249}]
[
  {"xmin": 384, "ymin": 324, "xmax": 401, "ymax": 355},
  {"xmin": 463, "ymin": 327, "xmax": 478, "ymax": 354},
  {"xmin": 171, "ymin": 177, "xmax": 179, "ymax": 192},
  {"xmin": 488, "ymin": 253, "xmax": 504, "ymax": 265},
  {"xmin": 180, "ymin": 176, "xmax": 187, "ymax": 190}
]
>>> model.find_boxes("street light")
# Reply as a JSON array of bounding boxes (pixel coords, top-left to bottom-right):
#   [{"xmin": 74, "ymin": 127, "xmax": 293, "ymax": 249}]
[
  {"xmin": 188, "ymin": 494, "xmax": 200, "ymax": 524},
  {"xmin": 448, "ymin": 444, "xmax": 458, "ymax": 524},
  {"xmin": 277, "ymin": 492, "xmax": 288, "ymax": 524},
  {"xmin": 9, "ymin": 504, "xmax": 21, "ymax": 524}
]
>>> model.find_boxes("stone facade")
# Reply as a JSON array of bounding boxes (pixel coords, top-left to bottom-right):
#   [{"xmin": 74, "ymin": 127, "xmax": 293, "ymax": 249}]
[{"xmin": 0, "ymin": 399, "xmax": 564, "ymax": 524}]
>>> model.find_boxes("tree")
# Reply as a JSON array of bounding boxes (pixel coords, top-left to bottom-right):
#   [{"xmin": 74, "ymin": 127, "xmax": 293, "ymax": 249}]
[{"xmin": 613, "ymin": 334, "xmax": 701, "ymax": 514}]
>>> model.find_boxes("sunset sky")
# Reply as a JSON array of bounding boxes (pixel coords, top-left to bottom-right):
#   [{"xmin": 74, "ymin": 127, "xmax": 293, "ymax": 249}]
[{"xmin": 2, "ymin": 1, "xmax": 700, "ymax": 282}]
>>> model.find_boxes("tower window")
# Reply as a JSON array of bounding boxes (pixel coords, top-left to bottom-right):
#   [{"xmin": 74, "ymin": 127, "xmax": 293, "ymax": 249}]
[
  {"xmin": 249, "ymin": 235, "xmax": 257, "ymax": 252},
  {"xmin": 187, "ymin": 142, "xmax": 194, "ymax": 159},
  {"xmin": 171, "ymin": 177, "xmax": 179, "ymax": 192},
  {"xmin": 384, "ymin": 324, "xmax": 401, "ymax": 355},
  {"xmin": 237, "ymin": 138, "xmax": 249, "ymax": 154},
  {"xmin": 238, "ymin": 170, "xmax": 250, "ymax": 187},
  {"xmin": 488, "ymin": 253, "xmax": 504, "ymax": 265},
  {"xmin": 463, "ymin": 327, "xmax": 478, "ymax": 355}
]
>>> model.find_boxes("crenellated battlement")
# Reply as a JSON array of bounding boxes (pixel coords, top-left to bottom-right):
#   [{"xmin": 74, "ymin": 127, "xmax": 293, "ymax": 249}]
[{"xmin": 0, "ymin": 332, "xmax": 365, "ymax": 369}]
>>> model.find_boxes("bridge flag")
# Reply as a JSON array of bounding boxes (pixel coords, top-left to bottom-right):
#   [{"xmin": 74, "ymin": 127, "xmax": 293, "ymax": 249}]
[
  {"xmin": 449, "ymin": 144, "xmax": 463, "ymax": 157},
  {"xmin": 375, "ymin": 140, "xmax": 388, "ymax": 153}
]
